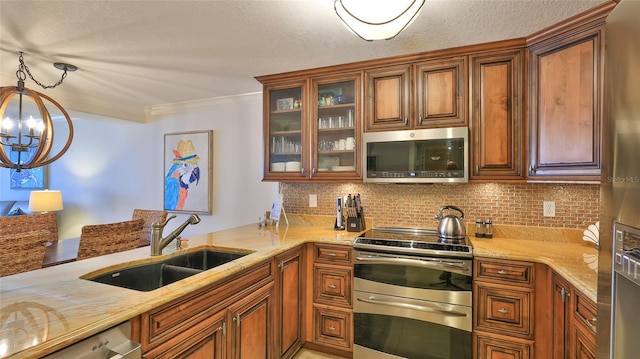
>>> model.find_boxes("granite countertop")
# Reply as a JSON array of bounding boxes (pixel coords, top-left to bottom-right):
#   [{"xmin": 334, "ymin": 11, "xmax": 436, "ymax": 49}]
[
  {"xmin": 469, "ymin": 223, "xmax": 599, "ymax": 302},
  {"xmin": 0, "ymin": 216, "xmax": 599, "ymax": 358}
]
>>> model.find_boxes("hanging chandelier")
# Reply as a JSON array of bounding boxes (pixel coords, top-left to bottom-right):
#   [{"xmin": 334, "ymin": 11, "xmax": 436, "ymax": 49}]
[
  {"xmin": 0, "ymin": 52, "xmax": 75, "ymax": 171},
  {"xmin": 334, "ymin": 0, "xmax": 425, "ymax": 41}
]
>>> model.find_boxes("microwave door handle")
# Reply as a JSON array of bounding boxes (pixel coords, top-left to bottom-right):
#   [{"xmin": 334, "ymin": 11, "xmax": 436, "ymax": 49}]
[
  {"xmin": 357, "ymin": 296, "xmax": 467, "ymax": 317},
  {"xmin": 355, "ymin": 255, "xmax": 468, "ymax": 270}
]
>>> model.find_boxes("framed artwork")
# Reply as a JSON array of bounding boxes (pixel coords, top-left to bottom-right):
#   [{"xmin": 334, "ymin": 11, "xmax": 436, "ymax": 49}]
[
  {"xmin": 164, "ymin": 130, "xmax": 213, "ymax": 214},
  {"xmin": 10, "ymin": 148, "xmax": 46, "ymax": 189}
]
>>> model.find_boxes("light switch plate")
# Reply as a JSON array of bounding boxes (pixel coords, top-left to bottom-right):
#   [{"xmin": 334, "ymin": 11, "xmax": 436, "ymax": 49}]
[{"xmin": 309, "ymin": 194, "xmax": 317, "ymax": 208}]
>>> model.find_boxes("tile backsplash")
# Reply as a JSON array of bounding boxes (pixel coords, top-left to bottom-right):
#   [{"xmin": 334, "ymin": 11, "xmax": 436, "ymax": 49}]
[{"xmin": 281, "ymin": 182, "xmax": 600, "ymax": 229}]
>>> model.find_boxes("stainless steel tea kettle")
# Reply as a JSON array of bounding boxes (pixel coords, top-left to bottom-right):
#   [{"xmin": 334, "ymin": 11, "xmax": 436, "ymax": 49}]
[{"xmin": 435, "ymin": 205, "xmax": 466, "ymax": 239}]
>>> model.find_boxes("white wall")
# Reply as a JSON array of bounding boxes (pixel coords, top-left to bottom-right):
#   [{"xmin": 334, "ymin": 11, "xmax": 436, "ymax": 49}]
[{"xmin": 0, "ymin": 93, "xmax": 279, "ymax": 239}]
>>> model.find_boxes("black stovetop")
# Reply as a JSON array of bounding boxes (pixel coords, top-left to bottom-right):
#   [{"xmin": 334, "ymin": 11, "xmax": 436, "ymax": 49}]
[{"xmin": 353, "ymin": 227, "xmax": 473, "ymax": 258}]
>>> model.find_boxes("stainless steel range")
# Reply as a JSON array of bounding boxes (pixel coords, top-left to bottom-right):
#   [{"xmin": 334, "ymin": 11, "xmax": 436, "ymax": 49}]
[{"xmin": 353, "ymin": 227, "xmax": 473, "ymax": 359}]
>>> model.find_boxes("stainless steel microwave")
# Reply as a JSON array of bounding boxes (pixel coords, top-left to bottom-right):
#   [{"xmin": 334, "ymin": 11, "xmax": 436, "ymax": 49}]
[{"xmin": 363, "ymin": 127, "xmax": 468, "ymax": 183}]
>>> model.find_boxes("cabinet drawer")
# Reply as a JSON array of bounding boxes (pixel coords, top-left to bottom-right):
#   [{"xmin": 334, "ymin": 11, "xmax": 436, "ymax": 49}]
[
  {"xmin": 574, "ymin": 290, "xmax": 597, "ymax": 335},
  {"xmin": 474, "ymin": 332, "xmax": 533, "ymax": 359},
  {"xmin": 475, "ymin": 284, "xmax": 533, "ymax": 338},
  {"xmin": 314, "ymin": 264, "xmax": 352, "ymax": 307},
  {"xmin": 313, "ymin": 306, "xmax": 352, "ymax": 350},
  {"xmin": 475, "ymin": 258, "xmax": 534, "ymax": 287},
  {"xmin": 315, "ymin": 244, "xmax": 352, "ymax": 265}
]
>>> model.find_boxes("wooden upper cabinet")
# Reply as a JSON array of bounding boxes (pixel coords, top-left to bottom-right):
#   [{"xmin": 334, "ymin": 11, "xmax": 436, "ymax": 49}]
[
  {"xmin": 415, "ymin": 56, "xmax": 467, "ymax": 128},
  {"xmin": 470, "ymin": 49, "xmax": 524, "ymax": 180},
  {"xmin": 527, "ymin": 21, "xmax": 604, "ymax": 181},
  {"xmin": 364, "ymin": 64, "xmax": 412, "ymax": 131},
  {"xmin": 364, "ymin": 58, "xmax": 467, "ymax": 132}
]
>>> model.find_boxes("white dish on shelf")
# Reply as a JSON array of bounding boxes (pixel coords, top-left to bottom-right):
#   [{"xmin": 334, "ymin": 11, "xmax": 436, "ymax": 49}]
[
  {"xmin": 285, "ymin": 161, "xmax": 301, "ymax": 171},
  {"xmin": 331, "ymin": 165, "xmax": 355, "ymax": 171},
  {"xmin": 271, "ymin": 162, "xmax": 286, "ymax": 171}
]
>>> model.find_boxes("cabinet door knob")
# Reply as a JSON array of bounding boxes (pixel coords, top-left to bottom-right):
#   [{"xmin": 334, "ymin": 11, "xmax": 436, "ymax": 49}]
[
  {"xmin": 328, "ymin": 284, "xmax": 337, "ymax": 289},
  {"xmin": 497, "ymin": 308, "xmax": 510, "ymax": 314},
  {"xmin": 301, "ymin": 167, "xmax": 306, "ymax": 176},
  {"xmin": 418, "ymin": 116, "xmax": 423, "ymax": 126},
  {"xmin": 497, "ymin": 270, "xmax": 509, "ymax": 275},
  {"xmin": 310, "ymin": 167, "xmax": 316, "ymax": 178},
  {"xmin": 529, "ymin": 164, "xmax": 536, "ymax": 174},
  {"xmin": 328, "ymin": 326, "xmax": 336, "ymax": 331},
  {"xmin": 327, "ymin": 252, "xmax": 337, "ymax": 257},
  {"xmin": 404, "ymin": 117, "xmax": 409, "ymax": 126}
]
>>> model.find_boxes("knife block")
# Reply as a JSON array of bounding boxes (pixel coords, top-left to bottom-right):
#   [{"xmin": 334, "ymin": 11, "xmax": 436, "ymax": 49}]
[{"xmin": 347, "ymin": 210, "xmax": 366, "ymax": 232}]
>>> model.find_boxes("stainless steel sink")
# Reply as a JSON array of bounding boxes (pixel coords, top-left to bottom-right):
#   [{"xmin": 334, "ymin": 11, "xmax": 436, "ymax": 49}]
[{"xmin": 84, "ymin": 249, "xmax": 248, "ymax": 291}]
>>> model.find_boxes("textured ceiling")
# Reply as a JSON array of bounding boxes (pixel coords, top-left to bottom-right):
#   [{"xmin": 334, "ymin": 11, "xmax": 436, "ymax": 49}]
[{"xmin": 0, "ymin": 0, "xmax": 608, "ymax": 122}]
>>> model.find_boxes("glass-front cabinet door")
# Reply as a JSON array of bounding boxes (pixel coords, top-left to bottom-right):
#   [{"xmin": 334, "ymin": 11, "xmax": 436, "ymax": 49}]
[
  {"xmin": 310, "ymin": 73, "xmax": 361, "ymax": 180},
  {"xmin": 264, "ymin": 81, "xmax": 307, "ymax": 180}
]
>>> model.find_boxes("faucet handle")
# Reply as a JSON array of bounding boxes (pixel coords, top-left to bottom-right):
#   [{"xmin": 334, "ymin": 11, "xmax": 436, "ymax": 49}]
[{"xmin": 153, "ymin": 215, "xmax": 176, "ymax": 228}]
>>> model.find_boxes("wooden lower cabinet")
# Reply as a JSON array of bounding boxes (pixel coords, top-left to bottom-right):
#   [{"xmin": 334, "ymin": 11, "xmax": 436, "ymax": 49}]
[
  {"xmin": 549, "ymin": 271, "xmax": 597, "ymax": 359},
  {"xmin": 304, "ymin": 243, "xmax": 353, "ymax": 357},
  {"xmin": 228, "ymin": 283, "xmax": 274, "ymax": 359},
  {"xmin": 473, "ymin": 258, "xmax": 536, "ymax": 359},
  {"xmin": 275, "ymin": 247, "xmax": 303, "ymax": 359},
  {"xmin": 133, "ymin": 260, "xmax": 275, "ymax": 359}
]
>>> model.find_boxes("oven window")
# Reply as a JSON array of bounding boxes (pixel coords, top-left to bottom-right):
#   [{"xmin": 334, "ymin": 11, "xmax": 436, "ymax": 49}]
[
  {"xmin": 354, "ymin": 313, "xmax": 471, "ymax": 359},
  {"xmin": 354, "ymin": 263, "xmax": 472, "ymax": 291}
]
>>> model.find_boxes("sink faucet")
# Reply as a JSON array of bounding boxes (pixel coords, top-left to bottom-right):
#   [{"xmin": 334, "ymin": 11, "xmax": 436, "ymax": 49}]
[{"xmin": 151, "ymin": 214, "xmax": 201, "ymax": 256}]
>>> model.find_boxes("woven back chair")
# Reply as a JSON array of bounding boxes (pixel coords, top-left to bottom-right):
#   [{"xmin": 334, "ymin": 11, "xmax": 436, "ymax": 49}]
[
  {"xmin": 0, "ymin": 212, "xmax": 59, "ymax": 245},
  {"xmin": 0, "ymin": 230, "xmax": 50, "ymax": 277},
  {"xmin": 77, "ymin": 218, "xmax": 144, "ymax": 260},
  {"xmin": 132, "ymin": 209, "xmax": 168, "ymax": 247}
]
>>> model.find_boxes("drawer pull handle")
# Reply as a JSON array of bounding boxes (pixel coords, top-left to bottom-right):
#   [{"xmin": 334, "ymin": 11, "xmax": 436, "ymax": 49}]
[
  {"xmin": 497, "ymin": 270, "xmax": 509, "ymax": 275},
  {"xmin": 587, "ymin": 317, "xmax": 597, "ymax": 333},
  {"xmin": 327, "ymin": 252, "xmax": 337, "ymax": 257},
  {"xmin": 328, "ymin": 284, "xmax": 337, "ymax": 289},
  {"xmin": 498, "ymin": 308, "xmax": 510, "ymax": 314},
  {"xmin": 328, "ymin": 326, "xmax": 336, "ymax": 331}
]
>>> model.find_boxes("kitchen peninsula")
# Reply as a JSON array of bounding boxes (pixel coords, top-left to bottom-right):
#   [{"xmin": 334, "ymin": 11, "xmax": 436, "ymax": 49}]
[{"xmin": 0, "ymin": 215, "xmax": 597, "ymax": 359}]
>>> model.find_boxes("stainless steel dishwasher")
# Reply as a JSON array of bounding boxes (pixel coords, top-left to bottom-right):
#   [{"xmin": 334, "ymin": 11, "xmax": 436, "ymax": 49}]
[{"xmin": 42, "ymin": 321, "xmax": 141, "ymax": 359}]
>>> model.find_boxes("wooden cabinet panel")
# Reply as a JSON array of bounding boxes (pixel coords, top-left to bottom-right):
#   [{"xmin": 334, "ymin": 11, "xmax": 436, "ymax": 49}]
[
  {"xmin": 415, "ymin": 56, "xmax": 467, "ymax": 128},
  {"xmin": 139, "ymin": 261, "xmax": 273, "ymax": 352},
  {"xmin": 475, "ymin": 284, "xmax": 533, "ymax": 338},
  {"xmin": 314, "ymin": 244, "xmax": 352, "ymax": 264},
  {"xmin": 144, "ymin": 312, "xmax": 225, "ymax": 359},
  {"xmin": 475, "ymin": 333, "xmax": 532, "ymax": 359},
  {"xmin": 527, "ymin": 22, "xmax": 604, "ymax": 181},
  {"xmin": 474, "ymin": 257, "xmax": 536, "ymax": 359},
  {"xmin": 275, "ymin": 248, "xmax": 303, "ymax": 359},
  {"xmin": 475, "ymin": 258, "xmax": 534, "ymax": 286},
  {"xmin": 313, "ymin": 306, "xmax": 352, "ymax": 350},
  {"xmin": 365, "ymin": 64, "xmax": 412, "ymax": 131},
  {"xmin": 229, "ymin": 283, "xmax": 274, "ymax": 359},
  {"xmin": 470, "ymin": 50, "xmax": 524, "ymax": 179},
  {"xmin": 572, "ymin": 325, "xmax": 596, "ymax": 359},
  {"xmin": 313, "ymin": 265, "xmax": 352, "ymax": 307}
]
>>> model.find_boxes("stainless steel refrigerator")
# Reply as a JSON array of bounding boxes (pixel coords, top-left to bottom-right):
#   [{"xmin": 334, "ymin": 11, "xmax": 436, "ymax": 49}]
[{"xmin": 597, "ymin": 0, "xmax": 640, "ymax": 357}]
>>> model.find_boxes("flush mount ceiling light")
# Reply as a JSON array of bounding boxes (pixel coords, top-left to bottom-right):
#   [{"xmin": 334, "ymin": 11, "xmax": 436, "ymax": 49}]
[
  {"xmin": 334, "ymin": 0, "xmax": 425, "ymax": 41},
  {"xmin": 0, "ymin": 52, "xmax": 75, "ymax": 171}
]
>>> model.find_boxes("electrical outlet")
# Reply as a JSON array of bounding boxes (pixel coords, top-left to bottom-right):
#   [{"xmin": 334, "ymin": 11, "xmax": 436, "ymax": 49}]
[
  {"xmin": 309, "ymin": 194, "xmax": 317, "ymax": 208},
  {"xmin": 543, "ymin": 201, "xmax": 555, "ymax": 217}
]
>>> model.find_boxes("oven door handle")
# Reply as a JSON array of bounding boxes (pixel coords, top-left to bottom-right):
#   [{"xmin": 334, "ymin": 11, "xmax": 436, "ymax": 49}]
[
  {"xmin": 357, "ymin": 296, "xmax": 468, "ymax": 317},
  {"xmin": 355, "ymin": 255, "xmax": 469, "ymax": 271}
]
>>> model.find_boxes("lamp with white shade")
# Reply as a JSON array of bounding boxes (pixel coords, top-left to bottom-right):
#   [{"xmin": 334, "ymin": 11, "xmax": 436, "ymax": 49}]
[{"xmin": 28, "ymin": 190, "xmax": 64, "ymax": 213}]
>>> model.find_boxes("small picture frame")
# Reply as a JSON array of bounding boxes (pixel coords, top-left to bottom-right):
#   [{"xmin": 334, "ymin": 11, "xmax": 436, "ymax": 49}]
[{"xmin": 276, "ymin": 98, "xmax": 294, "ymax": 111}]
